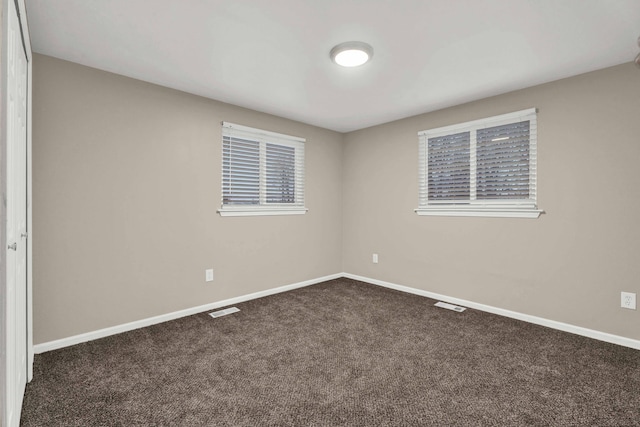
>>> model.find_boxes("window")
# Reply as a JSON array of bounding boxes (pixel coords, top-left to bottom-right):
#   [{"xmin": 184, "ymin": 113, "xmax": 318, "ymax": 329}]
[
  {"xmin": 416, "ymin": 108, "xmax": 542, "ymax": 218},
  {"xmin": 218, "ymin": 122, "xmax": 306, "ymax": 216}
]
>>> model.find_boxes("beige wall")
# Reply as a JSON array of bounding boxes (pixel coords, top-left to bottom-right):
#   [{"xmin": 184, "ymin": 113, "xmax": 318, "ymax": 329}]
[
  {"xmin": 32, "ymin": 54, "xmax": 344, "ymax": 344},
  {"xmin": 33, "ymin": 53, "xmax": 640, "ymax": 345},
  {"xmin": 343, "ymin": 63, "xmax": 640, "ymax": 340}
]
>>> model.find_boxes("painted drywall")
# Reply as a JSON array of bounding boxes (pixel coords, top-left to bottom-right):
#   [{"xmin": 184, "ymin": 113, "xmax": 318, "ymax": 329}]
[
  {"xmin": 33, "ymin": 53, "xmax": 640, "ymax": 345},
  {"xmin": 32, "ymin": 54, "xmax": 343, "ymax": 344},
  {"xmin": 342, "ymin": 62, "xmax": 640, "ymax": 340}
]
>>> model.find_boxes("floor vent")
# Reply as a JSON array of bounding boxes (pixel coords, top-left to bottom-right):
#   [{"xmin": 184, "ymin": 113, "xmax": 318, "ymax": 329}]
[
  {"xmin": 209, "ymin": 307, "xmax": 240, "ymax": 318},
  {"xmin": 435, "ymin": 301, "xmax": 466, "ymax": 312}
]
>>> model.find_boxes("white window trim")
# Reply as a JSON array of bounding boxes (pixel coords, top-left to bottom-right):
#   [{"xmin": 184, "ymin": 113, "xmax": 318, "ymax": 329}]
[
  {"xmin": 415, "ymin": 108, "xmax": 543, "ymax": 219},
  {"xmin": 217, "ymin": 206, "xmax": 308, "ymax": 217},
  {"xmin": 218, "ymin": 122, "xmax": 308, "ymax": 217}
]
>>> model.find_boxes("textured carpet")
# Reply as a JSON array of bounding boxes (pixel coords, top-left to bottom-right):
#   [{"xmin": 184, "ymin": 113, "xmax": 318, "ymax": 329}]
[{"xmin": 21, "ymin": 278, "xmax": 640, "ymax": 426}]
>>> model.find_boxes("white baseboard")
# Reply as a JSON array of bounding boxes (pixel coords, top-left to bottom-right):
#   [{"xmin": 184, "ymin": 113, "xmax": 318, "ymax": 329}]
[
  {"xmin": 343, "ymin": 273, "xmax": 640, "ymax": 351},
  {"xmin": 35, "ymin": 272, "xmax": 640, "ymax": 354},
  {"xmin": 34, "ymin": 273, "xmax": 343, "ymax": 354}
]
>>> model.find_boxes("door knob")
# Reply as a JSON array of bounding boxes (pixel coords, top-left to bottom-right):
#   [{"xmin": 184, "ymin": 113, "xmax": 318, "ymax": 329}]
[
  {"xmin": 7, "ymin": 242, "xmax": 17, "ymax": 251},
  {"xmin": 21, "ymin": 232, "xmax": 28, "ymax": 239}
]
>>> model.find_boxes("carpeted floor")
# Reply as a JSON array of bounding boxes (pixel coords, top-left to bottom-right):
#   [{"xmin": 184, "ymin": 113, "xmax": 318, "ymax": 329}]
[{"xmin": 21, "ymin": 278, "xmax": 640, "ymax": 426}]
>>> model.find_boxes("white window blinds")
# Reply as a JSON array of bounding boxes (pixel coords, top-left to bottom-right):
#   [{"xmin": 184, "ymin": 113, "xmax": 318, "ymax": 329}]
[
  {"xmin": 222, "ymin": 137, "xmax": 260, "ymax": 205},
  {"xmin": 427, "ymin": 131, "xmax": 470, "ymax": 202},
  {"xmin": 265, "ymin": 143, "xmax": 296, "ymax": 204},
  {"xmin": 219, "ymin": 122, "xmax": 306, "ymax": 216},
  {"xmin": 417, "ymin": 108, "xmax": 542, "ymax": 218},
  {"xmin": 476, "ymin": 121, "xmax": 531, "ymax": 200}
]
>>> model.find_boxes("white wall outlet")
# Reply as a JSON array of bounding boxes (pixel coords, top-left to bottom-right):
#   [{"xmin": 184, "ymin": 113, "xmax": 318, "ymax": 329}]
[
  {"xmin": 205, "ymin": 269, "xmax": 214, "ymax": 282},
  {"xmin": 621, "ymin": 292, "xmax": 636, "ymax": 310},
  {"xmin": 372, "ymin": 253, "xmax": 378, "ymax": 264}
]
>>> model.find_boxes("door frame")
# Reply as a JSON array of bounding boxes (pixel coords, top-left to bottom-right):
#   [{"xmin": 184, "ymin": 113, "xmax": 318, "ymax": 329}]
[
  {"xmin": 1, "ymin": 0, "xmax": 32, "ymax": 425},
  {"xmin": 21, "ymin": 0, "xmax": 33, "ymax": 383}
]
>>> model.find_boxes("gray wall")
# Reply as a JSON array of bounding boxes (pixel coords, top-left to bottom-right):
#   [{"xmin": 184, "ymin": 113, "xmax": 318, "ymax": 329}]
[
  {"xmin": 32, "ymin": 54, "xmax": 344, "ymax": 344},
  {"xmin": 342, "ymin": 62, "xmax": 640, "ymax": 340},
  {"xmin": 33, "ymin": 53, "xmax": 640, "ymax": 345}
]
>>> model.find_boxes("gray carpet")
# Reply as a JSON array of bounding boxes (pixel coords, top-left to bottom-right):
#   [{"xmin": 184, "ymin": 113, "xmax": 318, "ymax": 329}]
[{"xmin": 21, "ymin": 278, "xmax": 640, "ymax": 426}]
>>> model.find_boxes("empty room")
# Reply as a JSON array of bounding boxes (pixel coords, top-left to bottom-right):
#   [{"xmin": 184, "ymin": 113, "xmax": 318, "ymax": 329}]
[{"xmin": 2, "ymin": 0, "xmax": 640, "ymax": 425}]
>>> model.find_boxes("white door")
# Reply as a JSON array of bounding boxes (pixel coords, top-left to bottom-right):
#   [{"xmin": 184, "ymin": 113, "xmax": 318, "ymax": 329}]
[{"xmin": 5, "ymin": 0, "xmax": 29, "ymax": 425}]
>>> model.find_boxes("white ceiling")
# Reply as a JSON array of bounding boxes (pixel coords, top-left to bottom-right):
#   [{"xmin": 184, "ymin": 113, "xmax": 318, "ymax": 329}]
[{"xmin": 25, "ymin": 0, "xmax": 640, "ymax": 133}]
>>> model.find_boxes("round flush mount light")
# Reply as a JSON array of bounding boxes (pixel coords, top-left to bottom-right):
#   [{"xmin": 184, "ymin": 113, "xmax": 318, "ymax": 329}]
[{"xmin": 330, "ymin": 41, "xmax": 374, "ymax": 67}]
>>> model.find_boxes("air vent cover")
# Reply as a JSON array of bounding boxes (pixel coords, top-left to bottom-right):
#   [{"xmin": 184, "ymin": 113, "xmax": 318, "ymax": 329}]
[
  {"xmin": 209, "ymin": 307, "xmax": 240, "ymax": 318},
  {"xmin": 435, "ymin": 301, "xmax": 466, "ymax": 312}
]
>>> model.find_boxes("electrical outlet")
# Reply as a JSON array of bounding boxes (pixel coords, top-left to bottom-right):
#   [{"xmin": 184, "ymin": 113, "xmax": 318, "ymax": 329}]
[
  {"xmin": 621, "ymin": 292, "xmax": 636, "ymax": 310},
  {"xmin": 372, "ymin": 253, "xmax": 378, "ymax": 264},
  {"xmin": 205, "ymin": 269, "xmax": 214, "ymax": 282}
]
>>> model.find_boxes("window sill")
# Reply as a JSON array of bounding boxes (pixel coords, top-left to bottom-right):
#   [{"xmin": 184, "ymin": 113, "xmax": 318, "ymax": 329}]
[
  {"xmin": 415, "ymin": 207, "xmax": 543, "ymax": 218},
  {"xmin": 218, "ymin": 207, "xmax": 308, "ymax": 217}
]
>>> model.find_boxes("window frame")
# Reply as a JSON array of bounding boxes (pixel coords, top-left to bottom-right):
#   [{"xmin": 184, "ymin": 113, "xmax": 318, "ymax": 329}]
[
  {"xmin": 415, "ymin": 108, "xmax": 543, "ymax": 218},
  {"xmin": 218, "ymin": 122, "xmax": 307, "ymax": 217}
]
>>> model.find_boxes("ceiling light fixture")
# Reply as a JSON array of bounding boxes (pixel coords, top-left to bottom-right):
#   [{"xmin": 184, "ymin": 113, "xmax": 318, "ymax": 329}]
[{"xmin": 330, "ymin": 41, "xmax": 373, "ymax": 67}]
